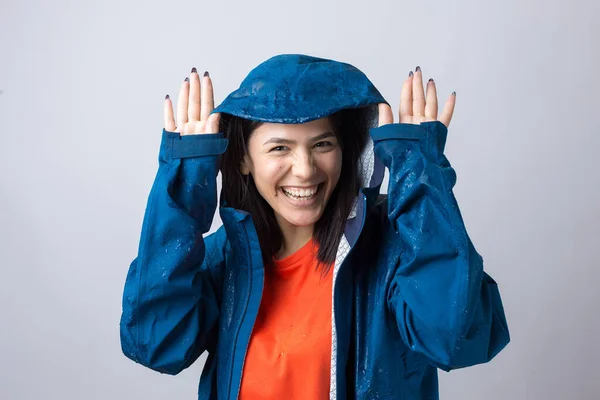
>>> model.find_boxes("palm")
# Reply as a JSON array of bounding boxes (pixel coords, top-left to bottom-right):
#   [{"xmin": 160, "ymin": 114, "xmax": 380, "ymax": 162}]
[
  {"xmin": 378, "ymin": 66, "xmax": 455, "ymax": 128},
  {"xmin": 163, "ymin": 68, "xmax": 220, "ymax": 135}
]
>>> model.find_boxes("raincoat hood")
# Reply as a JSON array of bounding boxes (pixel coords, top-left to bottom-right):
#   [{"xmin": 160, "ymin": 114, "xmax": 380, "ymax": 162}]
[
  {"xmin": 213, "ymin": 53, "xmax": 390, "ymax": 206},
  {"xmin": 212, "ymin": 53, "xmax": 390, "ymax": 124}
]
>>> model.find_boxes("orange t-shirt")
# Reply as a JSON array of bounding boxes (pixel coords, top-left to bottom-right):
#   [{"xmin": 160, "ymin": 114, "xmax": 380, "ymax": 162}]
[{"xmin": 239, "ymin": 237, "xmax": 333, "ymax": 399}]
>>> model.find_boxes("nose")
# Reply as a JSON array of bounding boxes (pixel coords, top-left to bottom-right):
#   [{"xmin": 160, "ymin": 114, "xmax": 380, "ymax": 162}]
[{"xmin": 291, "ymin": 150, "xmax": 317, "ymax": 180}]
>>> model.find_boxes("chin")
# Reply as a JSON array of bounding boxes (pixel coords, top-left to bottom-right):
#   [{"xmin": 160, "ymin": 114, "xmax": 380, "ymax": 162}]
[{"xmin": 279, "ymin": 211, "xmax": 322, "ymax": 228}]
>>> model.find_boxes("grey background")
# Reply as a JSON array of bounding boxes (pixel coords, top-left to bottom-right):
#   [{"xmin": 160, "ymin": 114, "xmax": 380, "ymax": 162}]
[{"xmin": 1, "ymin": 0, "xmax": 598, "ymax": 398}]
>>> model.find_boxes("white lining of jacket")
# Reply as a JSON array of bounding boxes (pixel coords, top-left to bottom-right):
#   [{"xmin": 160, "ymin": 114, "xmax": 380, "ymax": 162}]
[{"xmin": 329, "ymin": 134, "xmax": 376, "ymax": 399}]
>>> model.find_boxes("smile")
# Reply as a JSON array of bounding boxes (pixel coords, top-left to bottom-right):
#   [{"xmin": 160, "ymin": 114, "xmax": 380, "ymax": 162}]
[{"xmin": 280, "ymin": 184, "xmax": 322, "ymax": 200}]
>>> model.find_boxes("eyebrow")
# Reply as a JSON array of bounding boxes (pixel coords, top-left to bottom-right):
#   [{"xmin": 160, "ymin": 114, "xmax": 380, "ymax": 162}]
[{"xmin": 262, "ymin": 131, "xmax": 336, "ymax": 146}]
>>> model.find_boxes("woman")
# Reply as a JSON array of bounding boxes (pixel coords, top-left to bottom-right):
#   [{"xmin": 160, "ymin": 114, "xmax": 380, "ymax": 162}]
[{"xmin": 120, "ymin": 54, "xmax": 510, "ymax": 399}]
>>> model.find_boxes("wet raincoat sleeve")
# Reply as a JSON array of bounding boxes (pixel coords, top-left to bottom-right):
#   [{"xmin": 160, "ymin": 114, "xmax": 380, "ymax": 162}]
[
  {"xmin": 119, "ymin": 129, "xmax": 228, "ymax": 375},
  {"xmin": 370, "ymin": 120, "xmax": 510, "ymax": 372}
]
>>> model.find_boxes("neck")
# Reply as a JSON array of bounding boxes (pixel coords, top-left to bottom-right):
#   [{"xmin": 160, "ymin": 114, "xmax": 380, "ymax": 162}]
[{"xmin": 274, "ymin": 216, "xmax": 314, "ymax": 259}]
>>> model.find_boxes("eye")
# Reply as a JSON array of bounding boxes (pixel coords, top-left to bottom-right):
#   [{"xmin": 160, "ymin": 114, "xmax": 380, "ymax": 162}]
[
  {"xmin": 269, "ymin": 145, "xmax": 289, "ymax": 152},
  {"xmin": 314, "ymin": 141, "xmax": 334, "ymax": 149}
]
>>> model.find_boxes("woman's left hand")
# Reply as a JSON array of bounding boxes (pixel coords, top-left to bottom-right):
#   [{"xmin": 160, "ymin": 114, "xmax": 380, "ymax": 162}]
[{"xmin": 378, "ymin": 66, "xmax": 456, "ymax": 128}]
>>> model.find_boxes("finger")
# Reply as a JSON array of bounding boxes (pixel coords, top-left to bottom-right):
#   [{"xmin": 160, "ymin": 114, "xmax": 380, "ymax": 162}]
[
  {"xmin": 378, "ymin": 103, "xmax": 394, "ymax": 127},
  {"xmin": 206, "ymin": 112, "xmax": 221, "ymax": 133},
  {"xmin": 177, "ymin": 77, "xmax": 190, "ymax": 129},
  {"xmin": 164, "ymin": 94, "xmax": 177, "ymax": 131},
  {"xmin": 200, "ymin": 71, "xmax": 214, "ymax": 122},
  {"xmin": 188, "ymin": 67, "xmax": 201, "ymax": 121},
  {"xmin": 412, "ymin": 66, "xmax": 425, "ymax": 118},
  {"xmin": 425, "ymin": 78, "xmax": 438, "ymax": 121},
  {"xmin": 399, "ymin": 72, "xmax": 413, "ymax": 122},
  {"xmin": 439, "ymin": 92, "xmax": 456, "ymax": 128}
]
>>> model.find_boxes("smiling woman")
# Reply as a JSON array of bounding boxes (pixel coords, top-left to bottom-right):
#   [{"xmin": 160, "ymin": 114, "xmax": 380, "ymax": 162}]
[{"xmin": 120, "ymin": 53, "xmax": 510, "ymax": 400}]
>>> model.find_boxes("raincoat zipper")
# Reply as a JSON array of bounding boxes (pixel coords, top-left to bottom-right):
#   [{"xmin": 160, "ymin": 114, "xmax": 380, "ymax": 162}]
[{"xmin": 231, "ymin": 227, "xmax": 264, "ymax": 400}]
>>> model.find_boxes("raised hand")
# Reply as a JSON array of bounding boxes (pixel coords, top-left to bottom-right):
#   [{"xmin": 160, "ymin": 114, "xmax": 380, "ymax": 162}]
[
  {"xmin": 164, "ymin": 68, "xmax": 221, "ymax": 135},
  {"xmin": 378, "ymin": 66, "xmax": 456, "ymax": 128}
]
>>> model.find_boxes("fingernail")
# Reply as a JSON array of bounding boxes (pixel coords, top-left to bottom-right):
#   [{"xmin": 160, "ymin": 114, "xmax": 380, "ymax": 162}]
[
  {"xmin": 165, "ymin": 94, "xmax": 170, "ymax": 100},
  {"xmin": 409, "ymin": 71, "xmax": 413, "ymax": 77},
  {"xmin": 191, "ymin": 67, "xmax": 197, "ymax": 73},
  {"xmin": 204, "ymin": 71, "xmax": 209, "ymax": 77},
  {"xmin": 415, "ymin": 66, "xmax": 421, "ymax": 72},
  {"xmin": 184, "ymin": 77, "xmax": 189, "ymax": 82},
  {"xmin": 452, "ymin": 91, "xmax": 456, "ymax": 96},
  {"xmin": 428, "ymin": 78, "xmax": 434, "ymax": 83}
]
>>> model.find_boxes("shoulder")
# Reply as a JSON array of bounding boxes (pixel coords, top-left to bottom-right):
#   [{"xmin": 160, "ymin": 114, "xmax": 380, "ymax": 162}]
[
  {"xmin": 205, "ymin": 224, "xmax": 228, "ymax": 252},
  {"xmin": 203, "ymin": 224, "xmax": 230, "ymax": 299},
  {"xmin": 366, "ymin": 193, "xmax": 388, "ymax": 224},
  {"xmin": 374, "ymin": 193, "xmax": 388, "ymax": 212},
  {"xmin": 355, "ymin": 193, "xmax": 390, "ymax": 251},
  {"xmin": 204, "ymin": 224, "xmax": 231, "ymax": 270}
]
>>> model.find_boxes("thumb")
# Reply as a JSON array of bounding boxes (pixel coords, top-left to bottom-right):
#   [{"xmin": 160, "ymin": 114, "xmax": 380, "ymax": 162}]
[
  {"xmin": 377, "ymin": 103, "xmax": 394, "ymax": 127},
  {"xmin": 206, "ymin": 112, "xmax": 221, "ymax": 134}
]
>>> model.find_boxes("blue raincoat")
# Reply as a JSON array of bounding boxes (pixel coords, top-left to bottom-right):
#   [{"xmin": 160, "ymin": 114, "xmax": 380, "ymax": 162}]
[{"xmin": 120, "ymin": 54, "xmax": 510, "ymax": 399}]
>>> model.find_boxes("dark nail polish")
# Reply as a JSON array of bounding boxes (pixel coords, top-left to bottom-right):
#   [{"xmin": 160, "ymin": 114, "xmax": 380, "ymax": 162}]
[
  {"xmin": 165, "ymin": 94, "xmax": 170, "ymax": 100},
  {"xmin": 409, "ymin": 71, "xmax": 413, "ymax": 77},
  {"xmin": 204, "ymin": 71, "xmax": 209, "ymax": 77},
  {"xmin": 416, "ymin": 66, "xmax": 421, "ymax": 72},
  {"xmin": 191, "ymin": 67, "xmax": 197, "ymax": 73},
  {"xmin": 452, "ymin": 91, "xmax": 456, "ymax": 96},
  {"xmin": 428, "ymin": 78, "xmax": 434, "ymax": 82},
  {"xmin": 184, "ymin": 77, "xmax": 189, "ymax": 82}
]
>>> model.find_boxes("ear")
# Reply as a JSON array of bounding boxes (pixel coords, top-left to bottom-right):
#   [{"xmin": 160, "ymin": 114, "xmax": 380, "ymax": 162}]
[{"xmin": 240, "ymin": 154, "xmax": 251, "ymax": 175}]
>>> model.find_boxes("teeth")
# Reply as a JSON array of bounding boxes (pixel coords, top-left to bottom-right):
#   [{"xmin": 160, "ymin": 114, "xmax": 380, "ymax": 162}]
[{"xmin": 282, "ymin": 185, "xmax": 319, "ymax": 198}]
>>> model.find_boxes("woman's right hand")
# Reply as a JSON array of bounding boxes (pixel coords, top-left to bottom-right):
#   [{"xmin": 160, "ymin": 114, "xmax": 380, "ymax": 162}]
[{"xmin": 164, "ymin": 68, "xmax": 221, "ymax": 135}]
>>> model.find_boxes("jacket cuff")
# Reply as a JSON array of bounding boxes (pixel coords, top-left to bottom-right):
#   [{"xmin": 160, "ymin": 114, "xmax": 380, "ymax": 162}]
[
  {"xmin": 370, "ymin": 121, "xmax": 448, "ymax": 162},
  {"xmin": 159, "ymin": 128, "xmax": 229, "ymax": 162}
]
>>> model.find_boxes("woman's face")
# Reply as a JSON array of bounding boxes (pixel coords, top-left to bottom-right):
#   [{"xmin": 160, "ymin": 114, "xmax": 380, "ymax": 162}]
[{"xmin": 241, "ymin": 117, "xmax": 342, "ymax": 230}]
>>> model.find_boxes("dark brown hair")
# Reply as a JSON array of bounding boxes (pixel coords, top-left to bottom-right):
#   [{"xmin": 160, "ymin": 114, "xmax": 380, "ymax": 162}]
[{"xmin": 218, "ymin": 106, "xmax": 376, "ymax": 273}]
